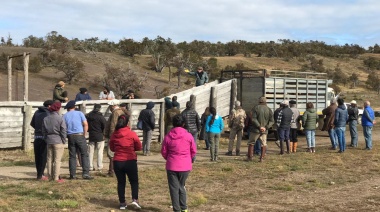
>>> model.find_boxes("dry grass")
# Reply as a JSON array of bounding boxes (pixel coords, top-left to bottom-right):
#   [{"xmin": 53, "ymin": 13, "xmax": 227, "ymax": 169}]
[{"xmin": 1, "ymin": 129, "xmax": 380, "ymax": 211}]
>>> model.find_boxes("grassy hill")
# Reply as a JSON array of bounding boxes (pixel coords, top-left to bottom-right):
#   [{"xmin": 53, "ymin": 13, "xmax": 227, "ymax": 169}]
[{"xmin": 1, "ymin": 46, "xmax": 379, "ymax": 109}]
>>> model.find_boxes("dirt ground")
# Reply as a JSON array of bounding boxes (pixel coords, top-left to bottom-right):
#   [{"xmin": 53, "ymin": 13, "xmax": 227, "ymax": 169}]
[{"xmin": 1, "ymin": 127, "xmax": 380, "ymax": 212}]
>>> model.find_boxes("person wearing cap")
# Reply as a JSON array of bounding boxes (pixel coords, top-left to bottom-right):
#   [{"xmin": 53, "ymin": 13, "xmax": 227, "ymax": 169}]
[
  {"xmin": 322, "ymin": 99, "xmax": 339, "ymax": 150},
  {"xmin": 302, "ymin": 102, "xmax": 319, "ymax": 153},
  {"xmin": 289, "ymin": 100, "xmax": 300, "ymax": 152},
  {"xmin": 75, "ymin": 88, "xmax": 92, "ymax": 101},
  {"xmin": 104, "ymin": 99, "xmax": 128, "ymax": 176},
  {"xmin": 30, "ymin": 99, "xmax": 54, "ymax": 180},
  {"xmin": 247, "ymin": 96, "xmax": 274, "ymax": 162},
  {"xmin": 273, "ymin": 102, "xmax": 284, "ymax": 148},
  {"xmin": 276, "ymin": 100, "xmax": 294, "ymax": 155},
  {"xmin": 347, "ymin": 100, "xmax": 359, "ymax": 147},
  {"xmin": 138, "ymin": 101, "xmax": 156, "ymax": 156},
  {"xmin": 226, "ymin": 101, "xmax": 246, "ymax": 156},
  {"xmin": 53, "ymin": 81, "xmax": 68, "ymax": 103},
  {"xmin": 185, "ymin": 66, "xmax": 209, "ymax": 87},
  {"xmin": 63, "ymin": 100, "xmax": 93, "ymax": 180},
  {"xmin": 86, "ymin": 104, "xmax": 106, "ymax": 172},
  {"xmin": 99, "ymin": 86, "xmax": 115, "ymax": 100},
  {"xmin": 362, "ymin": 100, "xmax": 376, "ymax": 150},
  {"xmin": 164, "ymin": 101, "xmax": 181, "ymax": 134},
  {"xmin": 334, "ymin": 98, "xmax": 348, "ymax": 153},
  {"xmin": 42, "ymin": 102, "xmax": 66, "ymax": 183}
]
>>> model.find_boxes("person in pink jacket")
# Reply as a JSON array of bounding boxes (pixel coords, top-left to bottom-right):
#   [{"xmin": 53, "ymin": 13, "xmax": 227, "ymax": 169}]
[{"xmin": 161, "ymin": 114, "xmax": 197, "ymax": 212}]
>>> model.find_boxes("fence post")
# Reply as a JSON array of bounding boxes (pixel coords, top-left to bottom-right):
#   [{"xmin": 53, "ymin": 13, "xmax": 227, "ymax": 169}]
[
  {"xmin": 23, "ymin": 104, "xmax": 33, "ymax": 151},
  {"xmin": 230, "ymin": 79, "xmax": 237, "ymax": 114},
  {"xmin": 159, "ymin": 101, "xmax": 165, "ymax": 143},
  {"xmin": 79, "ymin": 101, "xmax": 87, "ymax": 114},
  {"xmin": 210, "ymin": 87, "xmax": 217, "ymax": 108},
  {"xmin": 7, "ymin": 57, "xmax": 12, "ymax": 101}
]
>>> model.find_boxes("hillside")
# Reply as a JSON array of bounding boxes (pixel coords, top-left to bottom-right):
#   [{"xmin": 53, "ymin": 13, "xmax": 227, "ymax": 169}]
[{"xmin": 1, "ymin": 46, "xmax": 380, "ymax": 108}]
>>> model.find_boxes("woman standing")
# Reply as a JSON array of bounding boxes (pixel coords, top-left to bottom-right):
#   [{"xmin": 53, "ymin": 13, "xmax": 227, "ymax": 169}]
[
  {"xmin": 206, "ymin": 107, "xmax": 224, "ymax": 161},
  {"xmin": 109, "ymin": 115, "xmax": 142, "ymax": 210},
  {"xmin": 199, "ymin": 107, "xmax": 210, "ymax": 150},
  {"xmin": 302, "ymin": 102, "xmax": 318, "ymax": 153},
  {"xmin": 99, "ymin": 86, "xmax": 115, "ymax": 100},
  {"xmin": 42, "ymin": 102, "xmax": 66, "ymax": 183},
  {"xmin": 161, "ymin": 114, "xmax": 197, "ymax": 212}
]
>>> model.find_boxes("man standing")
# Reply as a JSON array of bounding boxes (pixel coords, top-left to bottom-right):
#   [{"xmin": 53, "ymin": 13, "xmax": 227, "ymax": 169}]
[
  {"xmin": 53, "ymin": 81, "xmax": 68, "ymax": 103},
  {"xmin": 30, "ymin": 99, "xmax": 54, "ymax": 180},
  {"xmin": 63, "ymin": 100, "xmax": 93, "ymax": 180},
  {"xmin": 322, "ymin": 99, "xmax": 338, "ymax": 150},
  {"xmin": 181, "ymin": 101, "xmax": 201, "ymax": 144},
  {"xmin": 226, "ymin": 101, "xmax": 246, "ymax": 156},
  {"xmin": 276, "ymin": 100, "xmax": 293, "ymax": 155},
  {"xmin": 164, "ymin": 101, "xmax": 181, "ymax": 134},
  {"xmin": 86, "ymin": 104, "xmax": 106, "ymax": 172},
  {"xmin": 334, "ymin": 98, "xmax": 348, "ymax": 153},
  {"xmin": 273, "ymin": 103, "xmax": 283, "ymax": 148},
  {"xmin": 104, "ymin": 99, "xmax": 127, "ymax": 176},
  {"xmin": 185, "ymin": 67, "xmax": 209, "ymax": 87},
  {"xmin": 289, "ymin": 100, "xmax": 300, "ymax": 152},
  {"xmin": 138, "ymin": 101, "xmax": 156, "ymax": 155},
  {"xmin": 248, "ymin": 97, "xmax": 274, "ymax": 162},
  {"xmin": 362, "ymin": 100, "xmax": 376, "ymax": 150},
  {"xmin": 347, "ymin": 100, "xmax": 359, "ymax": 147}
]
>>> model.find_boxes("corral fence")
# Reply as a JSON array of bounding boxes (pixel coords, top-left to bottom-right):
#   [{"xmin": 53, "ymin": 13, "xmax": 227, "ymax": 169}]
[{"xmin": 0, "ymin": 79, "xmax": 236, "ymax": 150}]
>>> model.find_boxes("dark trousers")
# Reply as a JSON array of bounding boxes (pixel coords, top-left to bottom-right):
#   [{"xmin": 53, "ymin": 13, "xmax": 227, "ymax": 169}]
[
  {"xmin": 114, "ymin": 160, "xmax": 139, "ymax": 203},
  {"xmin": 67, "ymin": 134, "xmax": 90, "ymax": 177},
  {"xmin": 167, "ymin": 170, "xmax": 189, "ymax": 212},
  {"xmin": 34, "ymin": 138, "xmax": 47, "ymax": 179},
  {"xmin": 290, "ymin": 128, "xmax": 298, "ymax": 142}
]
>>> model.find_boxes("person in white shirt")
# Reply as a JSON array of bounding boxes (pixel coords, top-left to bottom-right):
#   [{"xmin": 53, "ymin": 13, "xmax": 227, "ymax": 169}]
[{"xmin": 99, "ymin": 86, "xmax": 115, "ymax": 100}]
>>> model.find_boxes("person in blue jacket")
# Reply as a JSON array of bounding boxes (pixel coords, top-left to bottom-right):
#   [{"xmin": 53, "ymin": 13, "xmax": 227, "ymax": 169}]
[
  {"xmin": 334, "ymin": 98, "xmax": 348, "ymax": 153},
  {"xmin": 362, "ymin": 100, "xmax": 376, "ymax": 150},
  {"xmin": 206, "ymin": 107, "xmax": 224, "ymax": 161}
]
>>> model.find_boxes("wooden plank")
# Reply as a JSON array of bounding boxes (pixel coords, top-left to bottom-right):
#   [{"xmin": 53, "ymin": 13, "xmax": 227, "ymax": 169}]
[
  {"xmin": 0, "ymin": 131, "xmax": 23, "ymax": 136},
  {"xmin": 0, "ymin": 121, "xmax": 23, "ymax": 128}
]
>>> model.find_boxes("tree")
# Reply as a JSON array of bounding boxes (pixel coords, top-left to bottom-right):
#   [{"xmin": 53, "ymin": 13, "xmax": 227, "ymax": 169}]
[
  {"xmin": 332, "ymin": 65, "xmax": 348, "ymax": 86},
  {"xmin": 348, "ymin": 73, "xmax": 359, "ymax": 88},
  {"xmin": 149, "ymin": 36, "xmax": 177, "ymax": 72},
  {"xmin": 118, "ymin": 38, "xmax": 141, "ymax": 57},
  {"xmin": 22, "ymin": 35, "xmax": 44, "ymax": 48},
  {"xmin": 55, "ymin": 54, "xmax": 86, "ymax": 84},
  {"xmin": 363, "ymin": 57, "xmax": 380, "ymax": 71},
  {"xmin": 366, "ymin": 71, "xmax": 380, "ymax": 94}
]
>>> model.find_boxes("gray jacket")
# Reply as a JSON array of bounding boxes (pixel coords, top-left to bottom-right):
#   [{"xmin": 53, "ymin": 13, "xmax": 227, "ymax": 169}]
[
  {"xmin": 42, "ymin": 112, "xmax": 67, "ymax": 144},
  {"xmin": 188, "ymin": 71, "xmax": 209, "ymax": 86}
]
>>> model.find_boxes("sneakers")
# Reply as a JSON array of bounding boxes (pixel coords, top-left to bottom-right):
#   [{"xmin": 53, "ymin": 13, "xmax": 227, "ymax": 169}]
[
  {"xmin": 83, "ymin": 175, "xmax": 94, "ymax": 180},
  {"xmin": 56, "ymin": 179, "xmax": 65, "ymax": 183},
  {"xmin": 131, "ymin": 200, "xmax": 141, "ymax": 209},
  {"xmin": 225, "ymin": 151, "xmax": 232, "ymax": 156},
  {"xmin": 39, "ymin": 176, "xmax": 49, "ymax": 181},
  {"xmin": 119, "ymin": 203, "xmax": 127, "ymax": 210},
  {"xmin": 69, "ymin": 175, "xmax": 78, "ymax": 180}
]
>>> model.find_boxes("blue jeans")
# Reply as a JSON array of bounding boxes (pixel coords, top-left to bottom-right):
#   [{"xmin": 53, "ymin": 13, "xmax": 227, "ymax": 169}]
[
  {"xmin": 349, "ymin": 120, "xmax": 358, "ymax": 147},
  {"xmin": 335, "ymin": 127, "xmax": 346, "ymax": 152},
  {"xmin": 305, "ymin": 130, "xmax": 315, "ymax": 148},
  {"xmin": 254, "ymin": 140, "xmax": 261, "ymax": 155},
  {"xmin": 67, "ymin": 134, "xmax": 90, "ymax": 177},
  {"xmin": 328, "ymin": 129, "xmax": 338, "ymax": 149},
  {"xmin": 363, "ymin": 126, "xmax": 373, "ymax": 149}
]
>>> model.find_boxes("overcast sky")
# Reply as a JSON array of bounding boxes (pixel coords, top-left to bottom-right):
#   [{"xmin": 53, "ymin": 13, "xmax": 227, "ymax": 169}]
[{"xmin": 1, "ymin": 0, "xmax": 379, "ymax": 48}]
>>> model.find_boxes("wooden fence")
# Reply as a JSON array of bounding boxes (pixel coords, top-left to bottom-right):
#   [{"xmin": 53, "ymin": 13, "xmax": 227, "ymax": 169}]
[{"xmin": 0, "ymin": 79, "xmax": 236, "ymax": 149}]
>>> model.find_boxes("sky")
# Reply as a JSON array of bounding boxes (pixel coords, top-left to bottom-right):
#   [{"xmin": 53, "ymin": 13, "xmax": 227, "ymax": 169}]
[{"xmin": 1, "ymin": 0, "xmax": 379, "ymax": 48}]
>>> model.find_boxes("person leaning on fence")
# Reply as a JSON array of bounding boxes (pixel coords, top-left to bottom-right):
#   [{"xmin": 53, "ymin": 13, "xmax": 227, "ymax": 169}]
[
  {"xmin": 185, "ymin": 66, "xmax": 209, "ymax": 87},
  {"xmin": 226, "ymin": 101, "xmax": 246, "ymax": 156},
  {"xmin": 75, "ymin": 87, "xmax": 92, "ymax": 101},
  {"xmin": 53, "ymin": 81, "xmax": 68, "ymax": 103},
  {"xmin": 86, "ymin": 104, "xmax": 106, "ymax": 172},
  {"xmin": 63, "ymin": 100, "xmax": 93, "ymax": 180},
  {"xmin": 161, "ymin": 114, "xmax": 197, "ymax": 212},
  {"xmin": 109, "ymin": 114, "xmax": 142, "ymax": 210},
  {"xmin": 105, "ymin": 99, "xmax": 127, "ymax": 177},
  {"xmin": 30, "ymin": 99, "xmax": 54, "ymax": 181},
  {"xmin": 42, "ymin": 102, "xmax": 66, "ymax": 183},
  {"xmin": 247, "ymin": 96, "xmax": 274, "ymax": 162},
  {"xmin": 206, "ymin": 107, "xmax": 224, "ymax": 161},
  {"xmin": 99, "ymin": 86, "xmax": 115, "ymax": 100},
  {"xmin": 302, "ymin": 102, "xmax": 318, "ymax": 153},
  {"xmin": 138, "ymin": 101, "xmax": 156, "ymax": 156}
]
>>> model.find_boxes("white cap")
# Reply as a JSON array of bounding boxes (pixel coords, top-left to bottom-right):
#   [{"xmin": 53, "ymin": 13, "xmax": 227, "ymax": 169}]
[
  {"xmin": 281, "ymin": 100, "xmax": 289, "ymax": 106},
  {"xmin": 350, "ymin": 100, "xmax": 357, "ymax": 104},
  {"xmin": 108, "ymin": 99, "xmax": 120, "ymax": 106}
]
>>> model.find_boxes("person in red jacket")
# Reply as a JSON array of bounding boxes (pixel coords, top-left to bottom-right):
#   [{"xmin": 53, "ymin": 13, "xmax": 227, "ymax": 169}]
[
  {"xmin": 109, "ymin": 115, "xmax": 142, "ymax": 210},
  {"xmin": 161, "ymin": 114, "xmax": 197, "ymax": 212}
]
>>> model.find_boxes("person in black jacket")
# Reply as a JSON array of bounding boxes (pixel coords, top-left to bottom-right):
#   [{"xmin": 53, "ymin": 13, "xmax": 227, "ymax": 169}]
[
  {"xmin": 276, "ymin": 100, "xmax": 293, "ymax": 155},
  {"xmin": 30, "ymin": 99, "xmax": 54, "ymax": 180},
  {"xmin": 138, "ymin": 101, "xmax": 156, "ymax": 156},
  {"xmin": 181, "ymin": 101, "xmax": 201, "ymax": 144},
  {"xmin": 86, "ymin": 104, "xmax": 107, "ymax": 171},
  {"xmin": 347, "ymin": 100, "xmax": 359, "ymax": 147}
]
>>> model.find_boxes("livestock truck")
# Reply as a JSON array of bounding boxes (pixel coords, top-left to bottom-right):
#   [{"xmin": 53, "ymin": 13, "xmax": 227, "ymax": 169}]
[{"xmin": 220, "ymin": 69, "xmax": 336, "ymax": 129}]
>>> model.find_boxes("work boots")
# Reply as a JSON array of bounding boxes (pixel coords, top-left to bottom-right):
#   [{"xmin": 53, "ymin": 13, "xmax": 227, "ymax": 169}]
[
  {"xmin": 293, "ymin": 142, "xmax": 298, "ymax": 153},
  {"xmin": 225, "ymin": 151, "xmax": 232, "ymax": 156},
  {"xmin": 246, "ymin": 145, "xmax": 254, "ymax": 161},
  {"xmin": 259, "ymin": 146, "xmax": 266, "ymax": 162},
  {"xmin": 236, "ymin": 150, "xmax": 240, "ymax": 156},
  {"xmin": 279, "ymin": 140, "xmax": 284, "ymax": 155},
  {"xmin": 289, "ymin": 142, "xmax": 293, "ymax": 152},
  {"xmin": 286, "ymin": 140, "xmax": 290, "ymax": 154}
]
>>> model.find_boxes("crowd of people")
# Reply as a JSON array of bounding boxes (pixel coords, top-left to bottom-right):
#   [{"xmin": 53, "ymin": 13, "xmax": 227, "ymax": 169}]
[{"xmin": 30, "ymin": 77, "xmax": 376, "ymax": 211}]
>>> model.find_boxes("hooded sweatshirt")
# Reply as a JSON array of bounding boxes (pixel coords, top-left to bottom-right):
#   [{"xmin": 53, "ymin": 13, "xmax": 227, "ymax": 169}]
[
  {"xmin": 138, "ymin": 102, "xmax": 156, "ymax": 131},
  {"xmin": 161, "ymin": 127, "xmax": 197, "ymax": 171},
  {"xmin": 109, "ymin": 126, "xmax": 142, "ymax": 161},
  {"xmin": 30, "ymin": 106, "xmax": 50, "ymax": 137}
]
